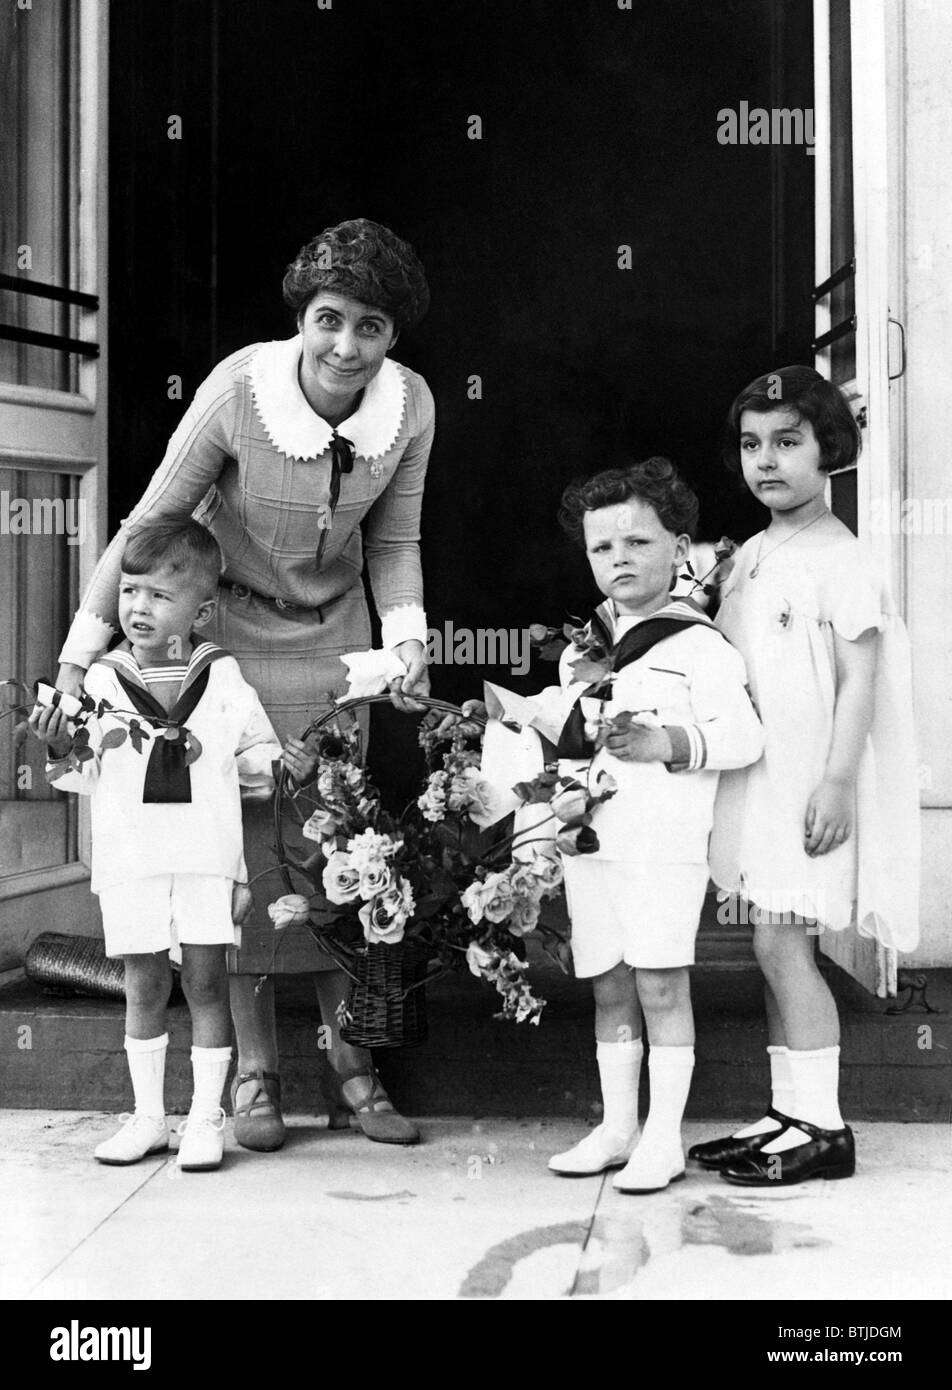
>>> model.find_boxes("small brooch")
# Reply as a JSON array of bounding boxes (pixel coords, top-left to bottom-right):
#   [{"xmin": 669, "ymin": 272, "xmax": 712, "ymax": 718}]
[
  {"xmin": 778, "ymin": 602, "xmax": 792, "ymax": 629},
  {"xmin": 369, "ymin": 459, "xmax": 383, "ymax": 479}
]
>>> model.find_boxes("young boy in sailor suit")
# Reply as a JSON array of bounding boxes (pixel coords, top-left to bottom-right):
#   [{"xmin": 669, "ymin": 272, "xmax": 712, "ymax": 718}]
[
  {"xmin": 29, "ymin": 521, "xmax": 282, "ymax": 1172},
  {"xmin": 462, "ymin": 459, "xmax": 764, "ymax": 1192}
]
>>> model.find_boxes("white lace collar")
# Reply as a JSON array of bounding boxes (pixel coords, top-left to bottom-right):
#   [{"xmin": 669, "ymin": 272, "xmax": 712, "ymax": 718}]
[{"xmin": 248, "ymin": 335, "xmax": 408, "ymax": 462}]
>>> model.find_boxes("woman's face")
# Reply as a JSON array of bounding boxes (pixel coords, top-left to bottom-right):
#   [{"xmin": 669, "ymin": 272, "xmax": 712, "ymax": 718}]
[{"xmin": 298, "ymin": 292, "xmax": 397, "ymax": 416}]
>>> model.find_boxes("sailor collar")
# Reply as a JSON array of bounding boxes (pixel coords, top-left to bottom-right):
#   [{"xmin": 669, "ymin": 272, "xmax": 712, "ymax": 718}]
[
  {"xmin": 249, "ymin": 335, "xmax": 408, "ymax": 463},
  {"xmin": 99, "ymin": 639, "xmax": 228, "ymax": 698},
  {"xmin": 593, "ymin": 596, "xmax": 716, "ymax": 647}
]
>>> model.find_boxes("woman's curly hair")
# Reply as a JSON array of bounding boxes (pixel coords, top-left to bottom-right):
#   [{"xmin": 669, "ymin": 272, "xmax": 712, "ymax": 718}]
[
  {"xmin": 559, "ymin": 457, "xmax": 700, "ymax": 547},
  {"xmin": 282, "ymin": 218, "xmax": 430, "ymax": 332}
]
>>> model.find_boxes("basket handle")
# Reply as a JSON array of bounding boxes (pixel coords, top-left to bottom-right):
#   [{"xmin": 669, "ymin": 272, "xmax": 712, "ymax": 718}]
[{"xmin": 273, "ymin": 693, "xmax": 486, "ymax": 896}]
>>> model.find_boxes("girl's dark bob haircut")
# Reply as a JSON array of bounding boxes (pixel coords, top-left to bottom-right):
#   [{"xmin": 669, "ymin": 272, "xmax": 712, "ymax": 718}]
[
  {"xmin": 559, "ymin": 456, "xmax": 700, "ymax": 548},
  {"xmin": 282, "ymin": 218, "xmax": 430, "ymax": 333},
  {"xmin": 722, "ymin": 365, "xmax": 861, "ymax": 475}
]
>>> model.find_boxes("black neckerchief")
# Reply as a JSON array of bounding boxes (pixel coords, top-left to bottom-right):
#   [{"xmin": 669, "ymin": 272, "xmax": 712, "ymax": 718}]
[{"xmin": 555, "ymin": 598, "xmax": 720, "ymax": 760}]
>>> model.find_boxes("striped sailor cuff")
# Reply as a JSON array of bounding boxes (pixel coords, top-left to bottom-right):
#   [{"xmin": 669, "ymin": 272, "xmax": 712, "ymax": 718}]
[{"xmin": 662, "ymin": 724, "xmax": 707, "ymax": 773}]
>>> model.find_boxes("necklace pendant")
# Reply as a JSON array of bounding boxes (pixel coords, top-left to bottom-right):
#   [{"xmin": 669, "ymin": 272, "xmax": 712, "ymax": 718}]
[
  {"xmin": 749, "ymin": 564, "xmax": 760, "ymax": 579},
  {"xmin": 369, "ymin": 460, "xmax": 382, "ymax": 479}
]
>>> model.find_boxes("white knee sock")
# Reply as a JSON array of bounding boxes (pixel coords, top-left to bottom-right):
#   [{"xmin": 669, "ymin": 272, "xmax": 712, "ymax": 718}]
[
  {"xmin": 733, "ymin": 1044, "xmax": 794, "ymax": 1137},
  {"xmin": 189, "ymin": 1045, "xmax": 233, "ymax": 1119},
  {"xmin": 788, "ymin": 1046, "xmax": 844, "ymax": 1129},
  {"xmin": 639, "ymin": 1045, "xmax": 695, "ymax": 1153},
  {"xmin": 761, "ymin": 1045, "xmax": 844, "ymax": 1152},
  {"xmin": 595, "ymin": 1038, "xmax": 643, "ymax": 1144},
  {"xmin": 125, "ymin": 1033, "xmax": 168, "ymax": 1119}
]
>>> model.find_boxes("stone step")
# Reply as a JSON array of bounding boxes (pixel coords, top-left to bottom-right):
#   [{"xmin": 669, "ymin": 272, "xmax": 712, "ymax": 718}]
[{"xmin": 1, "ymin": 953, "xmax": 948, "ymax": 1121}]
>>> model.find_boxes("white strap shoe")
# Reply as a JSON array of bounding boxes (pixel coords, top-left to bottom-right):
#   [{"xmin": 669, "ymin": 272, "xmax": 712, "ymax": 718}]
[
  {"xmin": 612, "ymin": 1141, "xmax": 685, "ymax": 1193},
  {"xmin": 548, "ymin": 1125, "xmax": 639, "ymax": 1176},
  {"xmin": 176, "ymin": 1107, "xmax": 226, "ymax": 1171},
  {"xmin": 94, "ymin": 1113, "xmax": 169, "ymax": 1166}
]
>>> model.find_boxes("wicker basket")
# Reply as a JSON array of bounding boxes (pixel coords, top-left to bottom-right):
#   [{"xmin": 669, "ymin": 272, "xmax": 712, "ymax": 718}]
[
  {"xmin": 339, "ymin": 937, "xmax": 433, "ymax": 1049},
  {"xmin": 274, "ymin": 694, "xmax": 485, "ymax": 1049},
  {"xmin": 25, "ymin": 932, "xmax": 125, "ymax": 1000}
]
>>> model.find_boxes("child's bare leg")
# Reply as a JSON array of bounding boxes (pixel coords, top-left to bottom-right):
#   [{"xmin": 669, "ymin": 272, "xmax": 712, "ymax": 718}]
[
  {"xmin": 549, "ymin": 963, "xmax": 641, "ymax": 1175},
  {"xmin": 764, "ymin": 981, "xmax": 786, "ymax": 1047},
  {"xmin": 750, "ymin": 919, "xmax": 844, "ymax": 1150},
  {"xmin": 593, "ymin": 961, "xmax": 641, "ymax": 1043},
  {"xmin": 753, "ymin": 920, "xmax": 838, "ymax": 1050},
  {"xmin": 124, "ymin": 951, "xmax": 173, "ymax": 1040},
  {"xmin": 178, "ymin": 945, "xmax": 232, "ymax": 1170},
  {"xmin": 634, "ymin": 965, "xmax": 693, "ymax": 1047},
  {"xmin": 613, "ymin": 966, "xmax": 694, "ymax": 1191},
  {"xmin": 180, "ymin": 944, "xmax": 231, "ymax": 1048}
]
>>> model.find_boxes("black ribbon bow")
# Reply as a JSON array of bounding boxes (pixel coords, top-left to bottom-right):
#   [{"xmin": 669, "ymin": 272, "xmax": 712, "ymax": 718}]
[
  {"xmin": 556, "ymin": 610, "xmax": 712, "ymax": 759},
  {"xmin": 329, "ymin": 430, "xmax": 355, "ymax": 478},
  {"xmin": 114, "ymin": 667, "xmax": 210, "ymax": 802},
  {"xmin": 315, "ymin": 431, "xmax": 356, "ymax": 566}
]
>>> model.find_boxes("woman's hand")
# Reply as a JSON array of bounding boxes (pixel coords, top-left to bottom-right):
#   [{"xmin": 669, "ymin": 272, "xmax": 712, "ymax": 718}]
[
  {"xmin": 804, "ymin": 776, "xmax": 854, "ymax": 856},
  {"xmin": 55, "ymin": 663, "xmax": 87, "ymax": 701},
  {"xmin": 27, "ymin": 704, "xmax": 73, "ymax": 759},
  {"xmin": 282, "ymin": 736, "xmax": 318, "ymax": 785},
  {"xmin": 431, "ymin": 698, "xmax": 487, "ymax": 741},
  {"xmin": 389, "ymin": 639, "xmax": 430, "ymax": 714}
]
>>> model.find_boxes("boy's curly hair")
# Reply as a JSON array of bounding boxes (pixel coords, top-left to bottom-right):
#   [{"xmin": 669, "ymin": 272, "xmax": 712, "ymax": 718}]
[
  {"xmin": 558, "ymin": 457, "xmax": 700, "ymax": 547},
  {"xmin": 282, "ymin": 218, "xmax": 430, "ymax": 332}
]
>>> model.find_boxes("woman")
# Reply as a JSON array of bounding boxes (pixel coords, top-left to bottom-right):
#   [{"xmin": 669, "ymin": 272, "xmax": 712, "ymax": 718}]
[{"xmin": 57, "ymin": 218, "xmax": 434, "ymax": 1148}]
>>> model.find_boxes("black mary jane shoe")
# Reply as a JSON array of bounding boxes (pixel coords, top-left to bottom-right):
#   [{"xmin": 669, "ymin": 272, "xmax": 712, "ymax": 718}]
[
  {"xmin": 687, "ymin": 1108, "xmax": 793, "ymax": 1171},
  {"xmin": 721, "ymin": 1118, "xmax": 855, "ymax": 1187}
]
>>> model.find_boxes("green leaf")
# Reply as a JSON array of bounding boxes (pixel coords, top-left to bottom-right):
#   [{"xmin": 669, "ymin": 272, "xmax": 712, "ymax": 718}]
[
  {"xmin": 74, "ymin": 743, "xmax": 95, "ymax": 763},
  {"xmin": 99, "ymin": 728, "xmax": 127, "ymax": 751}
]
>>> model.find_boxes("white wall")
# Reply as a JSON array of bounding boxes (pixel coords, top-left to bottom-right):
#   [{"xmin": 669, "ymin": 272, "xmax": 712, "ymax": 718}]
[{"xmin": 892, "ymin": 0, "xmax": 952, "ymax": 964}]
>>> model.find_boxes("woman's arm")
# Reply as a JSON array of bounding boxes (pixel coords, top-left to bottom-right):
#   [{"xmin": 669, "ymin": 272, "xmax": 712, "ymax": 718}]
[
  {"xmin": 57, "ymin": 358, "xmax": 244, "ymax": 675},
  {"xmin": 804, "ymin": 628, "xmax": 878, "ymax": 856},
  {"xmin": 363, "ymin": 376, "xmax": 435, "ymax": 650},
  {"xmin": 364, "ymin": 374, "xmax": 435, "ymax": 709}
]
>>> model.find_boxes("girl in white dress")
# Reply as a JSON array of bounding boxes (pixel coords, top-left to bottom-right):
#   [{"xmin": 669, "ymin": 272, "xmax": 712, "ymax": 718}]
[{"xmin": 696, "ymin": 366, "xmax": 920, "ymax": 1186}]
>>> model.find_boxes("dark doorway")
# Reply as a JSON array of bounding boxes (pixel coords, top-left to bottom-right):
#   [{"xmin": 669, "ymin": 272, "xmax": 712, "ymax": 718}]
[{"xmin": 109, "ymin": 0, "xmax": 814, "ymax": 712}]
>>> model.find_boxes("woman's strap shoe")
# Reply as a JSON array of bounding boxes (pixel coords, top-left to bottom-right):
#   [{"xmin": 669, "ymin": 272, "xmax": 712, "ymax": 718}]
[
  {"xmin": 231, "ymin": 1070, "xmax": 286, "ymax": 1152},
  {"xmin": 337, "ymin": 1067, "xmax": 420, "ymax": 1145},
  {"xmin": 721, "ymin": 1120, "xmax": 855, "ymax": 1186},
  {"xmin": 687, "ymin": 1108, "xmax": 792, "ymax": 1170}
]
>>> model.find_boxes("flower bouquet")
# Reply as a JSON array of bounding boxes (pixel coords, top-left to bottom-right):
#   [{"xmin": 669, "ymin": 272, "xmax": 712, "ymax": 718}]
[{"xmin": 270, "ymin": 694, "xmax": 618, "ymax": 1047}]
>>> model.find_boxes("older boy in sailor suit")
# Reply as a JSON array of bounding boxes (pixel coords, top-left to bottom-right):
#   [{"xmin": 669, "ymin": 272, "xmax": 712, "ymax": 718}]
[
  {"xmin": 30, "ymin": 521, "xmax": 282, "ymax": 1172},
  {"xmin": 472, "ymin": 460, "xmax": 763, "ymax": 1192}
]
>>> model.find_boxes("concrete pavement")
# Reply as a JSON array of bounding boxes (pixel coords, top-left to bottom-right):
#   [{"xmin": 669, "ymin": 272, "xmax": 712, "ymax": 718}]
[{"xmin": 1, "ymin": 1111, "xmax": 949, "ymax": 1301}]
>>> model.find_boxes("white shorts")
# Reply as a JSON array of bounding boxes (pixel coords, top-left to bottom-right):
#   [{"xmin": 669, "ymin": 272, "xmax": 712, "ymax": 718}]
[
  {"xmin": 99, "ymin": 874, "xmax": 236, "ymax": 962},
  {"xmin": 562, "ymin": 858, "xmax": 709, "ymax": 977}
]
